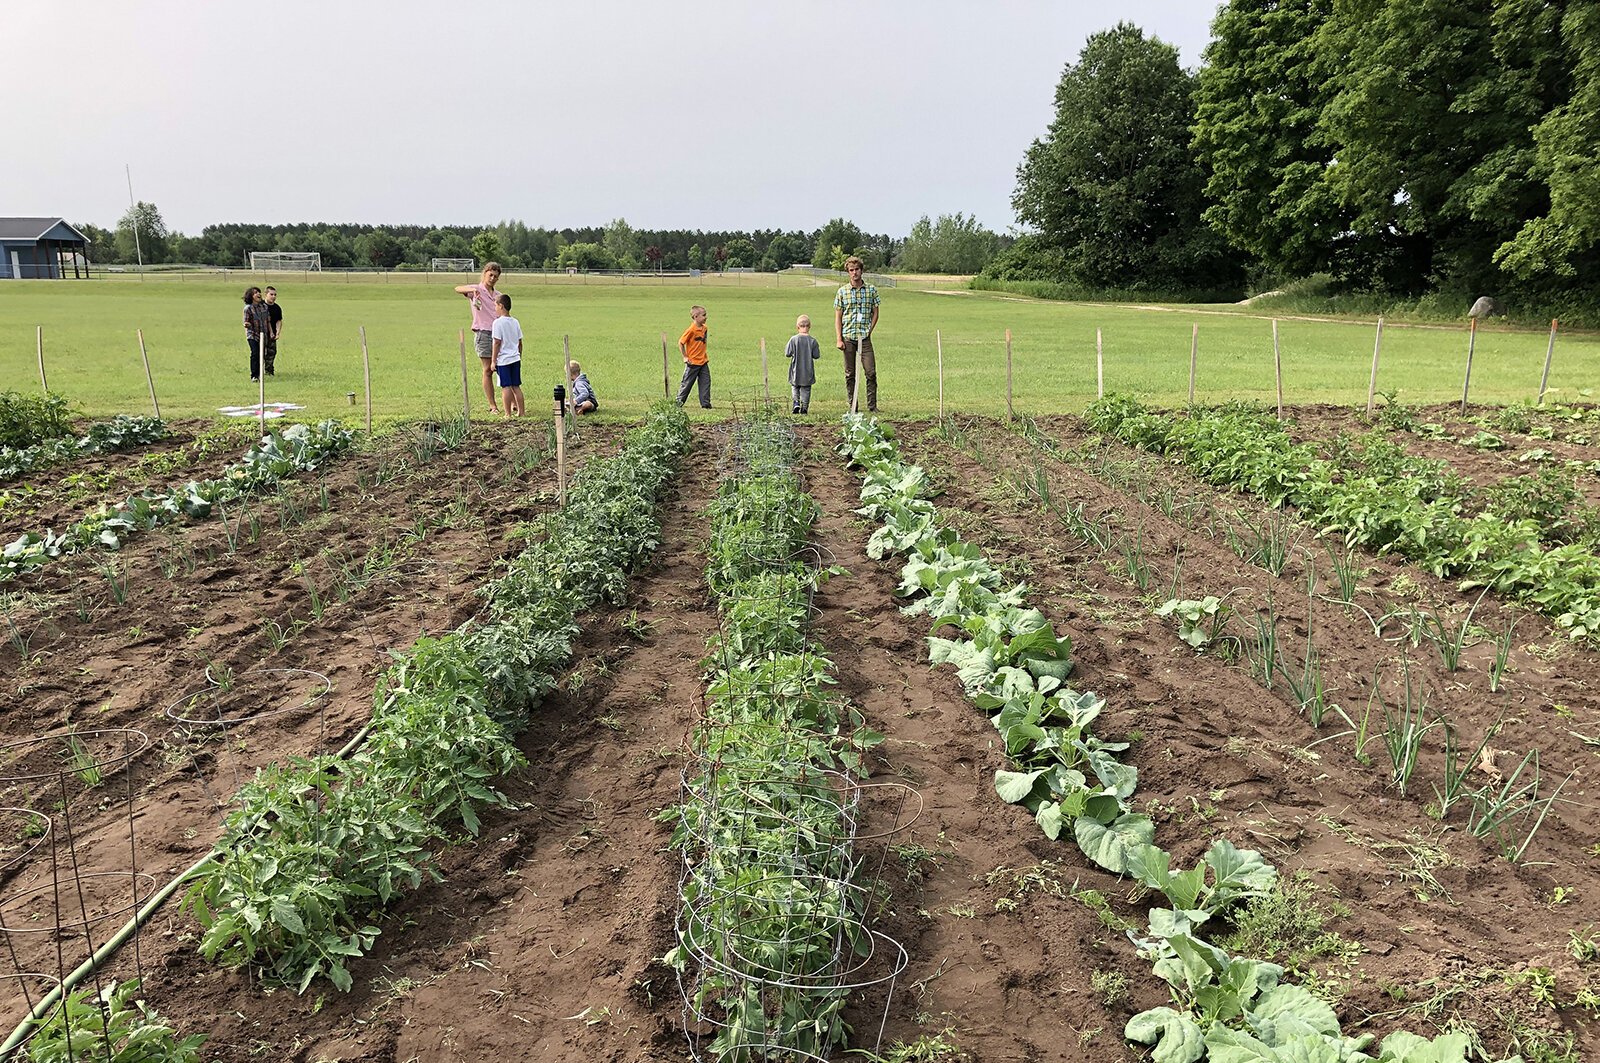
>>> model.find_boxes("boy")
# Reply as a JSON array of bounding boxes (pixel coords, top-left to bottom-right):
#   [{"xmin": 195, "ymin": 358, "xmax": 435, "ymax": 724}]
[
  {"xmin": 567, "ymin": 360, "xmax": 598, "ymax": 415},
  {"xmin": 675, "ymin": 304, "xmax": 712, "ymax": 409},
  {"xmin": 490, "ymin": 293, "xmax": 524, "ymax": 417},
  {"xmin": 784, "ymin": 314, "xmax": 821, "ymax": 413},
  {"xmin": 454, "ymin": 261, "xmax": 502, "ymax": 415}
]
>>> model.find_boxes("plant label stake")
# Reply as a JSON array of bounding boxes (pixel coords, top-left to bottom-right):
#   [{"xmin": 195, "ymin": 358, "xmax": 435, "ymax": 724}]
[
  {"xmin": 552, "ymin": 384, "xmax": 567, "ymax": 507},
  {"xmin": 1096, "ymin": 329, "xmax": 1104, "ymax": 400},
  {"xmin": 760, "ymin": 337, "xmax": 770, "ymax": 405},
  {"xmin": 1188, "ymin": 323, "xmax": 1198, "ymax": 405},
  {"xmin": 1538, "ymin": 318, "xmax": 1559, "ymax": 406},
  {"xmin": 660, "ymin": 332, "xmax": 670, "ymax": 398},
  {"xmin": 1461, "ymin": 316, "xmax": 1478, "ymax": 415},
  {"xmin": 458, "ymin": 329, "xmax": 472, "ymax": 426},
  {"xmin": 36, "ymin": 325, "xmax": 48, "ymax": 393},
  {"xmin": 936, "ymin": 328, "xmax": 944, "ymax": 422},
  {"xmin": 359, "ymin": 325, "xmax": 373, "ymax": 434},
  {"xmin": 136, "ymin": 328, "xmax": 160, "ymax": 420},
  {"xmin": 1005, "ymin": 328, "xmax": 1014, "ymax": 420},
  {"xmin": 1366, "ymin": 316, "xmax": 1384, "ymax": 417},
  {"xmin": 1273, "ymin": 319, "xmax": 1284, "ymax": 420}
]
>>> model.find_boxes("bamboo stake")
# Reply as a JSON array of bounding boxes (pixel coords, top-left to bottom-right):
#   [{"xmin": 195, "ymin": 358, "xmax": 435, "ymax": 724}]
[
  {"xmin": 1366, "ymin": 316, "xmax": 1385, "ymax": 417},
  {"xmin": 1273, "ymin": 319, "xmax": 1283, "ymax": 420},
  {"xmin": 136, "ymin": 329, "xmax": 160, "ymax": 420},
  {"xmin": 761, "ymin": 338, "xmax": 770, "ymax": 404},
  {"xmin": 936, "ymin": 329, "xmax": 944, "ymax": 421},
  {"xmin": 1096, "ymin": 329, "xmax": 1104, "ymax": 400},
  {"xmin": 1461, "ymin": 317, "xmax": 1478, "ymax": 416},
  {"xmin": 458, "ymin": 329, "xmax": 472, "ymax": 424},
  {"xmin": 1005, "ymin": 329, "xmax": 1014, "ymax": 420},
  {"xmin": 360, "ymin": 326, "xmax": 373, "ymax": 434},
  {"xmin": 1538, "ymin": 318, "xmax": 1559, "ymax": 406},
  {"xmin": 1188, "ymin": 323, "xmax": 1198, "ymax": 405},
  {"xmin": 36, "ymin": 326, "xmax": 48, "ymax": 393},
  {"xmin": 661, "ymin": 332, "xmax": 670, "ymax": 398}
]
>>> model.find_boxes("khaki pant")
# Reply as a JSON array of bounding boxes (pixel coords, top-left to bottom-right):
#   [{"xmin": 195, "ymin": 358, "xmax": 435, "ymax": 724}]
[{"xmin": 842, "ymin": 337, "xmax": 876, "ymax": 412}]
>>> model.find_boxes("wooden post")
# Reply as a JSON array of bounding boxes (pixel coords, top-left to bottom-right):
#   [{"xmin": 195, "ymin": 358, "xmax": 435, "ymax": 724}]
[
  {"xmin": 359, "ymin": 326, "xmax": 373, "ymax": 434},
  {"xmin": 761, "ymin": 337, "xmax": 770, "ymax": 404},
  {"xmin": 562, "ymin": 334, "xmax": 572, "ymax": 427},
  {"xmin": 36, "ymin": 326, "xmax": 48, "ymax": 393},
  {"xmin": 458, "ymin": 329, "xmax": 472, "ymax": 423},
  {"xmin": 1365, "ymin": 316, "xmax": 1385, "ymax": 417},
  {"xmin": 1005, "ymin": 329, "xmax": 1014, "ymax": 420},
  {"xmin": 936, "ymin": 329, "xmax": 944, "ymax": 421},
  {"xmin": 1273, "ymin": 319, "xmax": 1284, "ymax": 420},
  {"xmin": 1096, "ymin": 329, "xmax": 1104, "ymax": 400},
  {"xmin": 661, "ymin": 332, "xmax": 671, "ymax": 398},
  {"xmin": 1188, "ymin": 323, "xmax": 1198, "ymax": 405},
  {"xmin": 850, "ymin": 342, "xmax": 862, "ymax": 415},
  {"xmin": 1538, "ymin": 319, "xmax": 1559, "ymax": 406},
  {"xmin": 1461, "ymin": 316, "xmax": 1478, "ymax": 416},
  {"xmin": 258, "ymin": 347, "xmax": 267, "ymax": 435},
  {"xmin": 553, "ymin": 388, "xmax": 568, "ymax": 507},
  {"xmin": 136, "ymin": 329, "xmax": 160, "ymax": 420}
]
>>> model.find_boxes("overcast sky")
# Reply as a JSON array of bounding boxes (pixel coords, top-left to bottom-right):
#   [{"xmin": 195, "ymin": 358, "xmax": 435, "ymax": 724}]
[{"xmin": 5, "ymin": 1, "xmax": 1221, "ymax": 238}]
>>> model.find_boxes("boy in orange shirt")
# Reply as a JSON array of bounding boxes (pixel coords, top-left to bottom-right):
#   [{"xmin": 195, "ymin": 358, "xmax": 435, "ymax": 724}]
[{"xmin": 675, "ymin": 304, "xmax": 712, "ymax": 409}]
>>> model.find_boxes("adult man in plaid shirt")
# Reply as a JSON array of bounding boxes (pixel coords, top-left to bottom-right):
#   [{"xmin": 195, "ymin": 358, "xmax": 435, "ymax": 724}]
[{"xmin": 834, "ymin": 255, "xmax": 881, "ymax": 412}]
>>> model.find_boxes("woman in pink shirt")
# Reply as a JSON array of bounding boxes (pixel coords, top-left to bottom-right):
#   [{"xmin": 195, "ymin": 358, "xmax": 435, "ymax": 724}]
[{"xmin": 454, "ymin": 261, "xmax": 502, "ymax": 414}]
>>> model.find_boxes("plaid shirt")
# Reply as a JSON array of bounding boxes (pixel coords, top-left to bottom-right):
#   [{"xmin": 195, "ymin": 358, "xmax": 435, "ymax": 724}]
[
  {"xmin": 834, "ymin": 282, "xmax": 879, "ymax": 339},
  {"xmin": 244, "ymin": 302, "xmax": 271, "ymax": 338}
]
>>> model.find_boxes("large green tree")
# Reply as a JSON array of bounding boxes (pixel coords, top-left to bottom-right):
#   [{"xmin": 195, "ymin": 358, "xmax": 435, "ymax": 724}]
[
  {"xmin": 812, "ymin": 218, "xmax": 865, "ymax": 267},
  {"xmin": 898, "ymin": 213, "xmax": 1001, "ymax": 273},
  {"xmin": 115, "ymin": 201, "xmax": 169, "ymax": 264},
  {"xmin": 1192, "ymin": 0, "xmax": 1343, "ymax": 280},
  {"xmin": 1012, "ymin": 23, "xmax": 1238, "ymax": 292}
]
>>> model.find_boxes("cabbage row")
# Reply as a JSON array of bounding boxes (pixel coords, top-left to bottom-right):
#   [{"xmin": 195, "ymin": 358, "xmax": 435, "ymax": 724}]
[{"xmin": 0, "ymin": 414, "xmax": 169, "ymax": 482}]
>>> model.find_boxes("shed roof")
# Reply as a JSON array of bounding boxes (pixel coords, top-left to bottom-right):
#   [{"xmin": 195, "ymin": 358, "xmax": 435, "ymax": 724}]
[{"xmin": 0, "ymin": 218, "xmax": 88, "ymax": 242}]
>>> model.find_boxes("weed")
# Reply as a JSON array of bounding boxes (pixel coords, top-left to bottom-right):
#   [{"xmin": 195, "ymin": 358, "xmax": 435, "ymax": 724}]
[
  {"xmin": 1090, "ymin": 969, "xmax": 1129, "ymax": 1008},
  {"xmin": 1214, "ymin": 871, "xmax": 1360, "ymax": 980}
]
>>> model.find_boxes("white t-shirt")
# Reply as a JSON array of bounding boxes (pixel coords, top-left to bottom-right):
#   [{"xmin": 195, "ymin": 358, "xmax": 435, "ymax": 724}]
[{"xmin": 490, "ymin": 315, "xmax": 522, "ymax": 365}]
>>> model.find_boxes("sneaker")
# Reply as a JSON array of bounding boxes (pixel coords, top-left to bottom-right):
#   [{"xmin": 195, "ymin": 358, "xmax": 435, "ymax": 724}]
[
  {"xmin": 250, "ymin": 376, "xmax": 259, "ymax": 382},
  {"xmin": 792, "ymin": 406, "xmax": 801, "ymax": 414},
  {"xmin": 266, "ymin": 370, "xmax": 275, "ymax": 376}
]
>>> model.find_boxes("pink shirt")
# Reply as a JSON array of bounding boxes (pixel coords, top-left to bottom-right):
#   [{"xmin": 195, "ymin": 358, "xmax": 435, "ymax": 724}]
[{"xmin": 466, "ymin": 284, "xmax": 499, "ymax": 331}]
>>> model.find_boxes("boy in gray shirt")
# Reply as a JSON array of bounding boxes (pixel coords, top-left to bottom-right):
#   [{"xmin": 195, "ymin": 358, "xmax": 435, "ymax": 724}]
[{"xmin": 785, "ymin": 314, "xmax": 822, "ymax": 414}]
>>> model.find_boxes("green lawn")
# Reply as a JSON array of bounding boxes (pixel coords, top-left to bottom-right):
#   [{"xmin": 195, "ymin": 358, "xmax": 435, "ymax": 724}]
[{"xmin": 3, "ymin": 273, "xmax": 1596, "ymax": 423}]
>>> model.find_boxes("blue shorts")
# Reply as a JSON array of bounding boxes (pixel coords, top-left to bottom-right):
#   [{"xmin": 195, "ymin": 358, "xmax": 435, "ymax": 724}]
[{"xmin": 496, "ymin": 361, "xmax": 522, "ymax": 388}]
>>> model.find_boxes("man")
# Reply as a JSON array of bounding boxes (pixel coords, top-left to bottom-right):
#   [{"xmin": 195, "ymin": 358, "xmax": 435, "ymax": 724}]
[
  {"xmin": 263, "ymin": 287, "xmax": 284, "ymax": 376},
  {"xmin": 834, "ymin": 256, "xmax": 880, "ymax": 412}
]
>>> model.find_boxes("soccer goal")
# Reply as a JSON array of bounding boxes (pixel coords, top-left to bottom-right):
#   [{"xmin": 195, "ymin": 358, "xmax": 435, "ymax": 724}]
[
  {"xmin": 249, "ymin": 251, "xmax": 322, "ymax": 271},
  {"xmin": 430, "ymin": 257, "xmax": 476, "ymax": 272}
]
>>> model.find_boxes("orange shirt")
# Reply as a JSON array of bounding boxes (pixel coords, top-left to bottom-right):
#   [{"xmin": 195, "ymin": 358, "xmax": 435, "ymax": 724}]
[{"xmin": 680, "ymin": 322, "xmax": 708, "ymax": 365}]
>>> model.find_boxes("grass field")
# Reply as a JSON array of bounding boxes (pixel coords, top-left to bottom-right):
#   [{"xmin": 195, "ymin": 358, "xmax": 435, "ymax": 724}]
[{"xmin": 3, "ymin": 273, "xmax": 1597, "ymax": 422}]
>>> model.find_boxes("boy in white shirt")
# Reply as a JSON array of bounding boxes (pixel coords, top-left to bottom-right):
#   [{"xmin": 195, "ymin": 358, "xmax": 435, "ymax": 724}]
[{"xmin": 490, "ymin": 294, "xmax": 525, "ymax": 417}]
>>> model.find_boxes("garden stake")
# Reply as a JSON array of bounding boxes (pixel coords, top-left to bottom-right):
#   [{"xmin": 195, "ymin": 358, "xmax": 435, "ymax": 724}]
[
  {"xmin": 1273, "ymin": 318, "xmax": 1283, "ymax": 419},
  {"xmin": 136, "ymin": 329, "xmax": 160, "ymax": 420},
  {"xmin": 761, "ymin": 337, "xmax": 770, "ymax": 404},
  {"xmin": 359, "ymin": 326, "xmax": 373, "ymax": 434},
  {"xmin": 1005, "ymin": 328, "xmax": 1014, "ymax": 420},
  {"xmin": 660, "ymin": 332, "xmax": 670, "ymax": 398},
  {"xmin": 936, "ymin": 328, "xmax": 944, "ymax": 421},
  {"xmin": 1096, "ymin": 328, "xmax": 1104, "ymax": 399},
  {"xmin": 1366, "ymin": 316, "xmax": 1384, "ymax": 416},
  {"xmin": 563, "ymin": 334, "xmax": 572, "ymax": 428},
  {"xmin": 258, "ymin": 348, "xmax": 266, "ymax": 435},
  {"xmin": 36, "ymin": 325, "xmax": 48, "ymax": 393},
  {"xmin": 458, "ymin": 329, "xmax": 471, "ymax": 425},
  {"xmin": 1538, "ymin": 318, "xmax": 1558, "ymax": 405},
  {"xmin": 552, "ymin": 385, "xmax": 567, "ymax": 506},
  {"xmin": 1461, "ymin": 316, "xmax": 1478, "ymax": 415},
  {"xmin": 1188, "ymin": 323, "xmax": 1198, "ymax": 404}
]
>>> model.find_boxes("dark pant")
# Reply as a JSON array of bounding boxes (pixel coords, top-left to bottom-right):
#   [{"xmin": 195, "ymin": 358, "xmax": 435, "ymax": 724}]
[
  {"xmin": 262, "ymin": 335, "xmax": 277, "ymax": 375},
  {"xmin": 842, "ymin": 337, "xmax": 877, "ymax": 412},
  {"xmin": 248, "ymin": 336, "xmax": 263, "ymax": 379},
  {"xmin": 676, "ymin": 362, "xmax": 712, "ymax": 407}
]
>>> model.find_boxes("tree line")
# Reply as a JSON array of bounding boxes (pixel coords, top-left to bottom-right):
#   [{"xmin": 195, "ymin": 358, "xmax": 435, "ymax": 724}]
[
  {"xmin": 993, "ymin": 1, "xmax": 1600, "ymax": 313},
  {"xmin": 78, "ymin": 209, "xmax": 1004, "ymax": 275}
]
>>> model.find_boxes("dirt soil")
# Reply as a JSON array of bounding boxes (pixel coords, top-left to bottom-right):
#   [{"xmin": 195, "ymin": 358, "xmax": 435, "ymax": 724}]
[{"xmin": 3, "ymin": 410, "xmax": 1597, "ymax": 1061}]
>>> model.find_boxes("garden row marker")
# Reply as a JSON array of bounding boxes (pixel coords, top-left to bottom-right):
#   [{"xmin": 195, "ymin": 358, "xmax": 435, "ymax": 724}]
[
  {"xmin": 359, "ymin": 326, "xmax": 373, "ymax": 434},
  {"xmin": 761, "ymin": 338, "xmax": 770, "ymax": 405},
  {"xmin": 660, "ymin": 333, "xmax": 670, "ymax": 398},
  {"xmin": 1005, "ymin": 329, "xmax": 1014, "ymax": 420},
  {"xmin": 1366, "ymin": 316, "xmax": 1385, "ymax": 417},
  {"xmin": 1273, "ymin": 318, "xmax": 1284, "ymax": 420},
  {"xmin": 1538, "ymin": 318, "xmax": 1559, "ymax": 406},
  {"xmin": 1188, "ymin": 323, "xmax": 1198, "ymax": 405},
  {"xmin": 258, "ymin": 354, "xmax": 267, "ymax": 435},
  {"xmin": 1461, "ymin": 316, "xmax": 1478, "ymax": 415},
  {"xmin": 552, "ymin": 385, "xmax": 567, "ymax": 507},
  {"xmin": 850, "ymin": 344, "xmax": 861, "ymax": 414},
  {"xmin": 563, "ymin": 334, "xmax": 572, "ymax": 429},
  {"xmin": 36, "ymin": 326, "xmax": 48, "ymax": 393},
  {"xmin": 458, "ymin": 329, "xmax": 472, "ymax": 425},
  {"xmin": 136, "ymin": 329, "xmax": 160, "ymax": 420},
  {"xmin": 936, "ymin": 329, "xmax": 944, "ymax": 421},
  {"xmin": 1096, "ymin": 329, "xmax": 1104, "ymax": 399}
]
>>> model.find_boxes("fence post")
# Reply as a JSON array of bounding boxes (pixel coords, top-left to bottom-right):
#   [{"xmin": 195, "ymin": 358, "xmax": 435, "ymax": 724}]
[
  {"xmin": 136, "ymin": 329, "xmax": 160, "ymax": 420},
  {"xmin": 1461, "ymin": 317, "xmax": 1478, "ymax": 416},
  {"xmin": 1538, "ymin": 318, "xmax": 1559, "ymax": 406},
  {"xmin": 1366, "ymin": 316, "xmax": 1384, "ymax": 417}
]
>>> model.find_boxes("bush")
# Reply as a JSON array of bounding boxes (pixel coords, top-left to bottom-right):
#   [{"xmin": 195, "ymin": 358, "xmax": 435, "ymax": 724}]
[{"xmin": 0, "ymin": 391, "xmax": 73, "ymax": 449}]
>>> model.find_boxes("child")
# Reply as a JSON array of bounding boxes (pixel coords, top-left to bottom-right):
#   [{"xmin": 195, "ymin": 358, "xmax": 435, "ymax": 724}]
[
  {"xmin": 490, "ymin": 293, "xmax": 524, "ymax": 417},
  {"xmin": 567, "ymin": 360, "xmax": 598, "ymax": 415},
  {"xmin": 675, "ymin": 304, "xmax": 712, "ymax": 409},
  {"xmin": 784, "ymin": 314, "xmax": 822, "ymax": 413}
]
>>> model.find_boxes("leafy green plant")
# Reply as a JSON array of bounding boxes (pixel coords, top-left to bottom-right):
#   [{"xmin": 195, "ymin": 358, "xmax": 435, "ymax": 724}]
[
  {"xmin": 1154, "ymin": 596, "xmax": 1231, "ymax": 649},
  {"xmin": 22, "ymin": 977, "xmax": 204, "ymax": 1063}
]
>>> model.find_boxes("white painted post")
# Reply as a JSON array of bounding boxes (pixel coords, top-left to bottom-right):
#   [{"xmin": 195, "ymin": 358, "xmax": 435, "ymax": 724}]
[{"xmin": 1096, "ymin": 329, "xmax": 1104, "ymax": 399}]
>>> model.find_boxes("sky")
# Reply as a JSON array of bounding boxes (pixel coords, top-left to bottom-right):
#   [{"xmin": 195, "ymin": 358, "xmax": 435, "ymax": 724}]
[{"xmin": 4, "ymin": 1, "xmax": 1222, "ymax": 239}]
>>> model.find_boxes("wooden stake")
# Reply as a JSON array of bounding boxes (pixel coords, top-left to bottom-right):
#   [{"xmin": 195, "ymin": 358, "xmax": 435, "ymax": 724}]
[
  {"xmin": 1188, "ymin": 323, "xmax": 1198, "ymax": 405},
  {"xmin": 936, "ymin": 329, "xmax": 944, "ymax": 421},
  {"xmin": 563, "ymin": 334, "xmax": 572, "ymax": 427},
  {"xmin": 1538, "ymin": 318, "xmax": 1559, "ymax": 406},
  {"xmin": 1461, "ymin": 316, "xmax": 1478, "ymax": 416},
  {"xmin": 36, "ymin": 326, "xmax": 48, "ymax": 393},
  {"xmin": 1005, "ymin": 329, "xmax": 1014, "ymax": 420},
  {"xmin": 258, "ymin": 344, "xmax": 267, "ymax": 436},
  {"xmin": 458, "ymin": 329, "xmax": 472, "ymax": 424},
  {"xmin": 136, "ymin": 329, "xmax": 160, "ymax": 420},
  {"xmin": 553, "ymin": 388, "xmax": 568, "ymax": 507},
  {"xmin": 359, "ymin": 325, "xmax": 373, "ymax": 434},
  {"xmin": 760, "ymin": 337, "xmax": 770, "ymax": 404},
  {"xmin": 1273, "ymin": 319, "xmax": 1283, "ymax": 420},
  {"xmin": 661, "ymin": 332, "xmax": 671, "ymax": 398},
  {"xmin": 850, "ymin": 341, "xmax": 862, "ymax": 415},
  {"xmin": 1365, "ymin": 316, "xmax": 1385, "ymax": 417},
  {"xmin": 1096, "ymin": 329, "xmax": 1104, "ymax": 400}
]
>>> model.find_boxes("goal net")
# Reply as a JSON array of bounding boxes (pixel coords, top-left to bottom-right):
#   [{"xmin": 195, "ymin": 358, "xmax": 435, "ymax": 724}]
[
  {"xmin": 430, "ymin": 257, "xmax": 476, "ymax": 272},
  {"xmin": 249, "ymin": 251, "xmax": 322, "ymax": 271}
]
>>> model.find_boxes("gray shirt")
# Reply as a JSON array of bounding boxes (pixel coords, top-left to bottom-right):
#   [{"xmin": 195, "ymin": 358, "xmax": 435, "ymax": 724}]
[{"xmin": 785, "ymin": 334, "xmax": 821, "ymax": 386}]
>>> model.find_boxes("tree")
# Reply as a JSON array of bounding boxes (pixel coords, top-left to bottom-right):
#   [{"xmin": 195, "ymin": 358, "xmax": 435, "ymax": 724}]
[
  {"xmin": 115, "ymin": 201, "xmax": 169, "ymax": 264},
  {"xmin": 761, "ymin": 232, "xmax": 810, "ymax": 271},
  {"xmin": 603, "ymin": 217, "xmax": 642, "ymax": 271},
  {"xmin": 687, "ymin": 243, "xmax": 703, "ymax": 270},
  {"xmin": 813, "ymin": 218, "xmax": 864, "ymax": 266},
  {"xmin": 470, "ymin": 230, "xmax": 506, "ymax": 268},
  {"xmin": 722, "ymin": 236, "xmax": 757, "ymax": 268},
  {"xmin": 354, "ymin": 228, "xmax": 405, "ymax": 268},
  {"xmin": 644, "ymin": 245, "xmax": 664, "ymax": 271},
  {"xmin": 556, "ymin": 242, "xmax": 619, "ymax": 271},
  {"xmin": 898, "ymin": 213, "xmax": 1002, "ymax": 273},
  {"xmin": 76, "ymin": 222, "xmax": 116, "ymax": 264},
  {"xmin": 1192, "ymin": 0, "xmax": 1345, "ymax": 280},
  {"xmin": 1012, "ymin": 23, "xmax": 1238, "ymax": 292}
]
